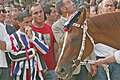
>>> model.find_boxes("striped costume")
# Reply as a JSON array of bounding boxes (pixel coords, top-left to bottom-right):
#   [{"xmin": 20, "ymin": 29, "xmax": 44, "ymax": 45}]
[{"xmin": 9, "ymin": 30, "xmax": 49, "ymax": 80}]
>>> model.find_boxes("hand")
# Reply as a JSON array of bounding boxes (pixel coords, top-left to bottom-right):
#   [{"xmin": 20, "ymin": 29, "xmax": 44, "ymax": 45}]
[
  {"xmin": 25, "ymin": 26, "xmax": 33, "ymax": 39},
  {"xmin": 95, "ymin": 59, "xmax": 107, "ymax": 67},
  {"xmin": 33, "ymin": 46, "xmax": 37, "ymax": 53},
  {"xmin": 90, "ymin": 64, "xmax": 97, "ymax": 76}
]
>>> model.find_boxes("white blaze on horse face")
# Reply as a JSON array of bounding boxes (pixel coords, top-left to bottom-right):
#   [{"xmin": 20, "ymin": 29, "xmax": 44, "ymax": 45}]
[{"xmin": 59, "ymin": 32, "xmax": 68, "ymax": 59}]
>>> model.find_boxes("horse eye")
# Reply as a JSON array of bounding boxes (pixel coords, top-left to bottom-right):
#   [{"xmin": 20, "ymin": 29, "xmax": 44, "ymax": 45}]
[{"xmin": 71, "ymin": 36, "xmax": 80, "ymax": 45}]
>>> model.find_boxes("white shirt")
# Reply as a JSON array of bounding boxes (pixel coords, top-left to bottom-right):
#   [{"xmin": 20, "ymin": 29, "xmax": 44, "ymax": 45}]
[
  {"xmin": 93, "ymin": 43, "xmax": 117, "ymax": 57},
  {"xmin": 0, "ymin": 23, "xmax": 11, "ymax": 67},
  {"xmin": 114, "ymin": 50, "xmax": 120, "ymax": 64},
  {"xmin": 93, "ymin": 43, "xmax": 120, "ymax": 64}
]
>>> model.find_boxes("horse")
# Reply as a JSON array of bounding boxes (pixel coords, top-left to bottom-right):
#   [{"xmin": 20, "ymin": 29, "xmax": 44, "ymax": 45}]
[{"xmin": 55, "ymin": 7, "xmax": 120, "ymax": 79}]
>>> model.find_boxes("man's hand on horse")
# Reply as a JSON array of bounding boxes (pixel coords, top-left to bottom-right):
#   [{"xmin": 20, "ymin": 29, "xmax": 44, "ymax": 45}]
[{"xmin": 95, "ymin": 59, "xmax": 107, "ymax": 67}]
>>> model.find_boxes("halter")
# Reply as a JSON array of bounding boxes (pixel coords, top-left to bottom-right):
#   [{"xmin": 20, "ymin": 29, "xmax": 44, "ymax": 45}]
[
  {"xmin": 71, "ymin": 21, "xmax": 110, "ymax": 80},
  {"xmin": 72, "ymin": 20, "xmax": 95, "ymax": 67}
]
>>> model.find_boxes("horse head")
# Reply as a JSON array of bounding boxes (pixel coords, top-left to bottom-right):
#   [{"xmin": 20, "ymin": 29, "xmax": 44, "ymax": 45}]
[{"xmin": 55, "ymin": 7, "xmax": 92, "ymax": 79}]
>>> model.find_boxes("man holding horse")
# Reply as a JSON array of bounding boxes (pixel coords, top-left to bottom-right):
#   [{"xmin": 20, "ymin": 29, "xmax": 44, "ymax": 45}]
[
  {"xmin": 92, "ymin": 0, "xmax": 120, "ymax": 80},
  {"xmin": 95, "ymin": 51, "xmax": 120, "ymax": 66}
]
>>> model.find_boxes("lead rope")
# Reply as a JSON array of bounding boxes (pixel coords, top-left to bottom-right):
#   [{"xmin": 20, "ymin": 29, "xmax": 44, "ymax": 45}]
[{"xmin": 103, "ymin": 64, "xmax": 111, "ymax": 80}]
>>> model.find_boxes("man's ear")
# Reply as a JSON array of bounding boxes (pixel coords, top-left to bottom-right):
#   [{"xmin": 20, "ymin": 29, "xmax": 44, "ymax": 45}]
[
  {"xmin": 18, "ymin": 21, "xmax": 21, "ymax": 27},
  {"xmin": 45, "ymin": 14, "xmax": 50, "ymax": 18},
  {"xmin": 60, "ymin": 6, "xmax": 67, "ymax": 13}
]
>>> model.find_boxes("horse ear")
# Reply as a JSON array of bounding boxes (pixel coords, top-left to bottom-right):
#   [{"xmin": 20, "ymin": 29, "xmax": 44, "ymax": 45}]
[{"xmin": 78, "ymin": 7, "xmax": 86, "ymax": 24}]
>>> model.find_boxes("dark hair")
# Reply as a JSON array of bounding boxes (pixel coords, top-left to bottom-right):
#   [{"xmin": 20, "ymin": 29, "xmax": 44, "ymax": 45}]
[
  {"xmin": 43, "ymin": 4, "xmax": 55, "ymax": 20},
  {"xmin": 17, "ymin": 10, "xmax": 31, "ymax": 22},
  {"xmin": 30, "ymin": 3, "xmax": 43, "ymax": 14},
  {"xmin": 117, "ymin": 2, "xmax": 120, "ymax": 9},
  {"xmin": 55, "ymin": 0, "xmax": 64, "ymax": 15}
]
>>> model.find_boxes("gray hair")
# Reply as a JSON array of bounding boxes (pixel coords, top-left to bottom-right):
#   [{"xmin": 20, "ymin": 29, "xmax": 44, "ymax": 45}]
[{"xmin": 55, "ymin": 0, "xmax": 64, "ymax": 15}]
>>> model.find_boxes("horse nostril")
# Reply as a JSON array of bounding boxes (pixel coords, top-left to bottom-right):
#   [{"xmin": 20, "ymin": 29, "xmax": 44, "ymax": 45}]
[{"xmin": 58, "ymin": 67, "xmax": 66, "ymax": 73}]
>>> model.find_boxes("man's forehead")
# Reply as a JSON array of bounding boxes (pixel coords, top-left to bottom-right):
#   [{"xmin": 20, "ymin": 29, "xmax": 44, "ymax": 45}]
[
  {"xmin": 23, "ymin": 16, "xmax": 32, "ymax": 22},
  {"xmin": 102, "ymin": 0, "xmax": 113, "ymax": 4},
  {"xmin": 63, "ymin": 0, "xmax": 70, "ymax": 3},
  {"xmin": 31, "ymin": 5, "xmax": 42, "ymax": 12},
  {"xmin": 31, "ymin": 5, "xmax": 42, "ymax": 10},
  {"xmin": 50, "ymin": 7, "xmax": 56, "ymax": 11}
]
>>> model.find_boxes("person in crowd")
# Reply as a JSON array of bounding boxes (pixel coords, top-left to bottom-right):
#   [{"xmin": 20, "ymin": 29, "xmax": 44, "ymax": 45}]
[
  {"xmin": 9, "ymin": 8, "xmax": 20, "ymax": 30},
  {"xmin": 5, "ymin": 8, "xmax": 20, "ymax": 80},
  {"xmin": 116, "ymin": 1, "xmax": 120, "ymax": 11},
  {"xmin": 91, "ymin": 0, "xmax": 120, "ymax": 80},
  {"xmin": 89, "ymin": 5, "xmax": 98, "ymax": 17},
  {"xmin": 4, "ymin": 2, "xmax": 13, "ymax": 25},
  {"xmin": 0, "ymin": 3, "xmax": 12, "ymax": 80},
  {"xmin": 31, "ymin": 3, "xmax": 59, "ymax": 80},
  {"xmin": 43, "ymin": 4, "xmax": 60, "ymax": 26},
  {"xmin": 9, "ymin": 10, "xmax": 49, "ymax": 80}
]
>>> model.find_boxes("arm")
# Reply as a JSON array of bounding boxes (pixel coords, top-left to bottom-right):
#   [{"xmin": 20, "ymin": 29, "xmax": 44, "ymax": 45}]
[
  {"xmin": 0, "ymin": 41, "xmax": 7, "ymax": 50},
  {"xmin": 30, "ymin": 32, "xmax": 49, "ymax": 54},
  {"xmin": 0, "ymin": 23, "xmax": 11, "ymax": 51},
  {"xmin": 95, "ymin": 50, "xmax": 120, "ymax": 67},
  {"xmin": 52, "ymin": 22, "xmax": 65, "ymax": 47},
  {"xmin": 95, "ymin": 55, "xmax": 116, "ymax": 67},
  {"xmin": 9, "ymin": 35, "xmax": 35, "ymax": 61},
  {"xmin": 25, "ymin": 26, "xmax": 49, "ymax": 54},
  {"xmin": 53, "ymin": 42, "xmax": 59, "ymax": 63},
  {"xmin": 9, "ymin": 48, "xmax": 35, "ymax": 61}
]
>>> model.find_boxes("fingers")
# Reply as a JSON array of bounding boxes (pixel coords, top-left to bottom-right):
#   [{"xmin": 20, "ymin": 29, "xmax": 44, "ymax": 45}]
[
  {"xmin": 90, "ymin": 64, "xmax": 97, "ymax": 76},
  {"xmin": 25, "ymin": 26, "xmax": 33, "ymax": 39},
  {"xmin": 94, "ymin": 59, "xmax": 108, "ymax": 68}
]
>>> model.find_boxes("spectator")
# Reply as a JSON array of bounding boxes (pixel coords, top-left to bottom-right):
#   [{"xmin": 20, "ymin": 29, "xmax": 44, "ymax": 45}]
[
  {"xmin": 116, "ymin": 1, "xmax": 120, "ymax": 11},
  {"xmin": 89, "ymin": 5, "xmax": 98, "ymax": 17},
  {"xmin": 44, "ymin": 4, "xmax": 59, "ymax": 26},
  {"xmin": 31, "ymin": 4, "xmax": 59, "ymax": 80},
  {"xmin": 0, "ymin": 3, "xmax": 12, "ymax": 80},
  {"xmin": 9, "ymin": 10, "xmax": 49, "ymax": 80}
]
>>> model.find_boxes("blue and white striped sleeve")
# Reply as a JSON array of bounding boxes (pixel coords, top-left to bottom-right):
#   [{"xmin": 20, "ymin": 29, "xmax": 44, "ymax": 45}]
[{"xmin": 30, "ymin": 32, "xmax": 49, "ymax": 54}]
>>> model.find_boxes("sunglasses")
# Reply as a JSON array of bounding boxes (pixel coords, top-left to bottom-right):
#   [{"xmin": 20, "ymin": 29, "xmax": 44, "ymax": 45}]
[{"xmin": 0, "ymin": 9, "xmax": 7, "ymax": 13}]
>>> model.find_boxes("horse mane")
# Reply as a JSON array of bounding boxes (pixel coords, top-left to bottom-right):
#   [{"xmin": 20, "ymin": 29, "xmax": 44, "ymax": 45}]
[{"xmin": 88, "ymin": 11, "xmax": 120, "ymax": 30}]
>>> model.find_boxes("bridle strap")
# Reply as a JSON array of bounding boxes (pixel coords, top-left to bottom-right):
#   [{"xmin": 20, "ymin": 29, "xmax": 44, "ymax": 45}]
[
  {"xmin": 72, "ymin": 21, "xmax": 95, "ymax": 62},
  {"xmin": 72, "ymin": 21, "xmax": 110, "ymax": 80}
]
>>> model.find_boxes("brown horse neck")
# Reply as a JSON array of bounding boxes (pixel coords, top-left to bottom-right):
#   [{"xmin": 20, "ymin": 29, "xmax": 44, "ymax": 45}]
[{"xmin": 87, "ymin": 19, "xmax": 120, "ymax": 50}]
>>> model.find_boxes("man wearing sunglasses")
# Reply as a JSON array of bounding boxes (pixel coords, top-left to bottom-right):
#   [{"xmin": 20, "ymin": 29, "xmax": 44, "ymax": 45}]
[{"xmin": 0, "ymin": 3, "xmax": 12, "ymax": 80}]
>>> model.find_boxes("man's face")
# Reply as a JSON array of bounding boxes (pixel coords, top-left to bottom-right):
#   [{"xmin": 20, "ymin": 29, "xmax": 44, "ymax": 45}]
[
  {"xmin": 4, "ymin": 6, "xmax": 12, "ymax": 14},
  {"xmin": 0, "ymin": 5, "xmax": 6, "ymax": 22},
  {"xmin": 102, "ymin": 0, "xmax": 115, "ymax": 13},
  {"xmin": 4, "ymin": 6, "xmax": 12, "ymax": 22},
  {"xmin": 63, "ymin": 0, "xmax": 76, "ymax": 14},
  {"xmin": 31, "ymin": 5, "xmax": 44, "ymax": 23},
  {"xmin": 20, "ymin": 16, "xmax": 32, "ymax": 29},
  {"xmin": 48, "ymin": 7, "xmax": 59, "ymax": 22},
  {"xmin": 90, "ymin": 6, "xmax": 97, "ymax": 16}
]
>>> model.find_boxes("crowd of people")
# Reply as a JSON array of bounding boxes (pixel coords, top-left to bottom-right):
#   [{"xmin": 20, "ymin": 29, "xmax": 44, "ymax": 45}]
[{"xmin": 0, "ymin": 0, "xmax": 120, "ymax": 80}]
